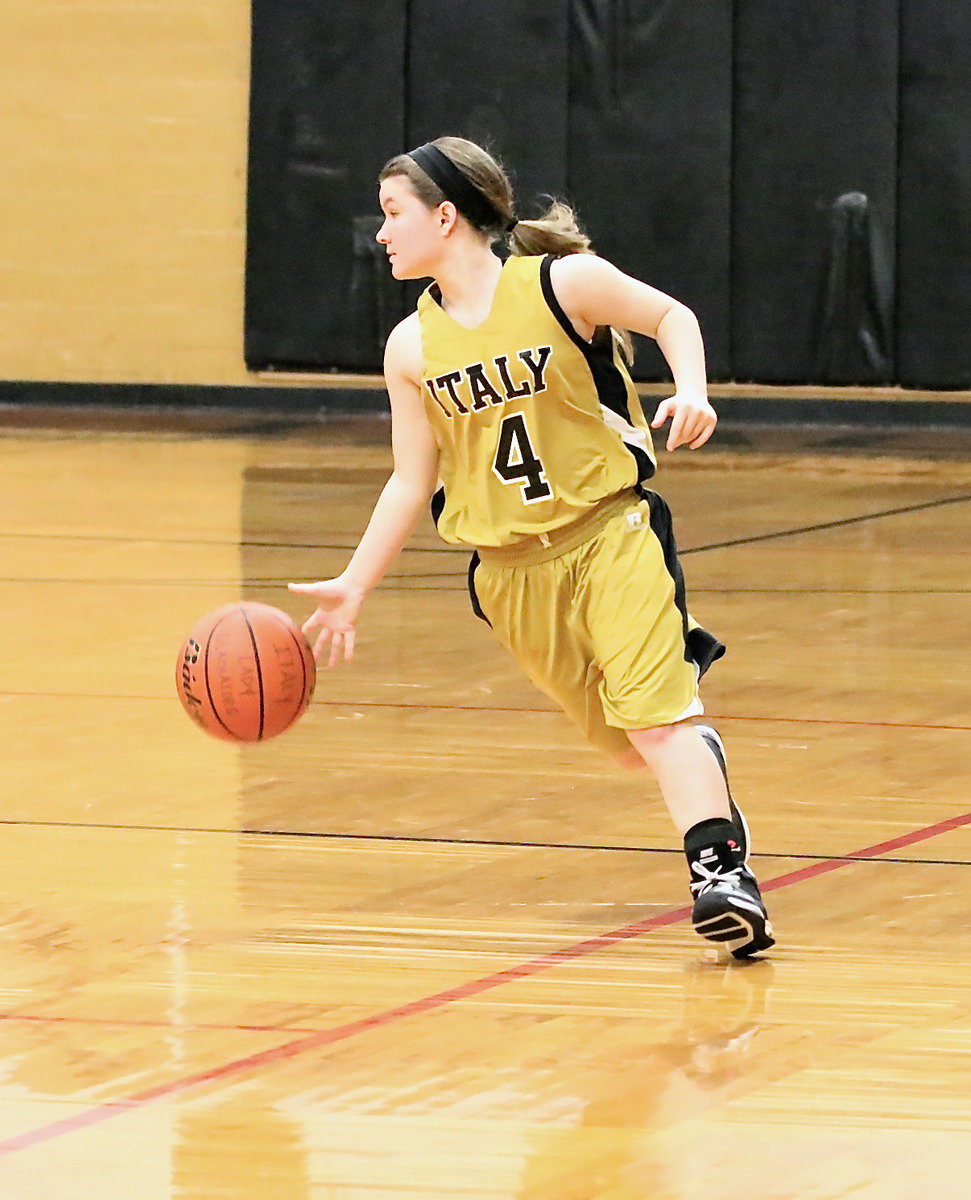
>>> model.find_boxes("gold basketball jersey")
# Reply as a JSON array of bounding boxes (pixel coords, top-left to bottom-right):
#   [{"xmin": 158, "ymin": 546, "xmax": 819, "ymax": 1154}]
[{"xmin": 417, "ymin": 254, "xmax": 656, "ymax": 548}]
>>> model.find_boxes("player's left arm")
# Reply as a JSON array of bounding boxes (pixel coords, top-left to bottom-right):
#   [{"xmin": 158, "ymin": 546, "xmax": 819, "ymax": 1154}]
[{"xmin": 549, "ymin": 253, "xmax": 716, "ymax": 451}]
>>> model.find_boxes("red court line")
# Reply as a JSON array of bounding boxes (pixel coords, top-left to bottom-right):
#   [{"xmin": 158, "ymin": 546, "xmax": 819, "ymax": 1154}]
[
  {"xmin": 0, "ymin": 808, "xmax": 968, "ymax": 1158},
  {"xmin": 705, "ymin": 713, "xmax": 971, "ymax": 732}
]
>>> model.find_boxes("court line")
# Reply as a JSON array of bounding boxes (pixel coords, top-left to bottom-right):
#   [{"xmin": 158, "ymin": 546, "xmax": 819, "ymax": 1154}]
[
  {"xmin": 0, "ymin": 817, "xmax": 967, "ymax": 868},
  {"xmin": 678, "ymin": 492, "xmax": 971, "ymax": 554},
  {"xmin": 0, "ymin": 690, "xmax": 967, "ymax": 732},
  {"xmin": 1, "ymin": 491, "xmax": 967, "ymax": 553},
  {"xmin": 2, "ymin": 578, "xmax": 968, "ymax": 595},
  {"xmin": 0, "ymin": 808, "xmax": 967, "ymax": 1158},
  {"xmin": 377, "ymin": 583, "xmax": 971, "ymax": 594}
]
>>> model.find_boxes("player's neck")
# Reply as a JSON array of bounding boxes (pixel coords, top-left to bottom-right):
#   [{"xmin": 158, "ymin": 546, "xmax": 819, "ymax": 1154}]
[{"xmin": 433, "ymin": 244, "xmax": 503, "ymax": 325}]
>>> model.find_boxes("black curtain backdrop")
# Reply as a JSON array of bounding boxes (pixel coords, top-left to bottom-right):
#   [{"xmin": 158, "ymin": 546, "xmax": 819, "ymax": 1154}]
[
  {"xmin": 245, "ymin": 0, "xmax": 408, "ymax": 371},
  {"xmin": 569, "ymin": 1, "xmax": 732, "ymax": 380},
  {"xmin": 246, "ymin": 0, "xmax": 969, "ymax": 389},
  {"xmin": 897, "ymin": 1, "xmax": 971, "ymax": 387},
  {"xmin": 732, "ymin": 0, "xmax": 898, "ymax": 384},
  {"xmin": 407, "ymin": 1, "xmax": 570, "ymax": 212},
  {"xmin": 402, "ymin": 1, "xmax": 571, "ymax": 342}
]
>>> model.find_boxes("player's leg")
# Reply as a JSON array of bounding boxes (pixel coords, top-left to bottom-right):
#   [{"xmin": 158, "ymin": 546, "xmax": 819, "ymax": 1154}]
[
  {"xmin": 624, "ymin": 720, "xmax": 749, "ymax": 856},
  {"xmin": 625, "ymin": 721, "xmax": 731, "ymax": 834},
  {"xmin": 580, "ymin": 493, "xmax": 774, "ymax": 957},
  {"xmin": 472, "ymin": 515, "xmax": 774, "ymax": 957},
  {"xmin": 627, "ymin": 722, "xmax": 773, "ymax": 958}
]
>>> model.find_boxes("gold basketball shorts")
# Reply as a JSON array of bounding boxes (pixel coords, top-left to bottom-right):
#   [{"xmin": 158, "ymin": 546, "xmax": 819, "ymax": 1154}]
[{"xmin": 469, "ymin": 489, "xmax": 725, "ymax": 758}]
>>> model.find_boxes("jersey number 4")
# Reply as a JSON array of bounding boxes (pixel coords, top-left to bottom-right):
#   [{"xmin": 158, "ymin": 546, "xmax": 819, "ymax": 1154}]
[{"xmin": 492, "ymin": 414, "xmax": 552, "ymax": 503}]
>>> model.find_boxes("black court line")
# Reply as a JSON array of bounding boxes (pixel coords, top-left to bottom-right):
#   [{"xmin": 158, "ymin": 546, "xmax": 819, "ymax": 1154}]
[
  {"xmin": 0, "ymin": 817, "xmax": 966, "ymax": 867},
  {"xmin": 0, "ymin": 690, "xmax": 968, "ymax": 732},
  {"xmin": 380, "ymin": 583, "xmax": 971, "ymax": 593},
  {"xmin": 679, "ymin": 492, "xmax": 971, "ymax": 555},
  {"xmin": 0, "ymin": 531, "xmax": 441, "ymax": 551},
  {"xmin": 666, "ymin": 586, "xmax": 971, "ymax": 594},
  {"xmin": 2, "ymin": 491, "xmax": 969, "ymax": 555}
]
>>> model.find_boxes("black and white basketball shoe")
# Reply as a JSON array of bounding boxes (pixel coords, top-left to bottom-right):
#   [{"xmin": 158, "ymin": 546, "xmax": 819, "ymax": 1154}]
[{"xmin": 688, "ymin": 842, "xmax": 775, "ymax": 958}]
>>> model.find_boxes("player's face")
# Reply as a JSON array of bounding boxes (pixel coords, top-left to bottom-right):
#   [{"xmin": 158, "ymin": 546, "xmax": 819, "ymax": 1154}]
[{"xmin": 376, "ymin": 176, "xmax": 446, "ymax": 279}]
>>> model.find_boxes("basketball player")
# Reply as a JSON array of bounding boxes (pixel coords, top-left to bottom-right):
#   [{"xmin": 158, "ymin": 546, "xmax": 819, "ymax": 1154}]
[{"xmin": 290, "ymin": 137, "xmax": 774, "ymax": 958}]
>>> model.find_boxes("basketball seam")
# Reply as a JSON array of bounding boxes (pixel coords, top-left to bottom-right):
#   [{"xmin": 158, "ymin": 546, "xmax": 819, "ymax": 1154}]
[
  {"xmin": 238, "ymin": 605, "xmax": 265, "ymax": 741},
  {"xmin": 202, "ymin": 615, "xmax": 239, "ymax": 740}
]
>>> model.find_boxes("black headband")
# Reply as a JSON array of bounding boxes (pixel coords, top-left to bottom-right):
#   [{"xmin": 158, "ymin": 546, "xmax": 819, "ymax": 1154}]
[{"xmin": 407, "ymin": 143, "xmax": 517, "ymax": 233}]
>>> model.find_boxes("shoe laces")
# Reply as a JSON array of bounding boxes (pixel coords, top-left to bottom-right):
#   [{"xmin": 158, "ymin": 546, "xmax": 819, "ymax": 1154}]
[{"xmin": 690, "ymin": 859, "xmax": 744, "ymax": 897}]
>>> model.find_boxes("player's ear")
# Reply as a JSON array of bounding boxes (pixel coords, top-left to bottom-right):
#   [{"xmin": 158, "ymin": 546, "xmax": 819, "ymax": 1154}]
[{"xmin": 438, "ymin": 201, "xmax": 459, "ymax": 235}]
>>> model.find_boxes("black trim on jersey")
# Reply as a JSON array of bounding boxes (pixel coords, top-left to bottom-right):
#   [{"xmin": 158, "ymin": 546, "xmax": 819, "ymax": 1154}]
[
  {"xmin": 539, "ymin": 255, "xmax": 655, "ymax": 483},
  {"xmin": 430, "ymin": 486, "xmax": 446, "ymax": 527},
  {"xmin": 641, "ymin": 487, "xmax": 726, "ymax": 677},
  {"xmin": 539, "ymin": 255, "xmax": 596, "ymax": 354},
  {"xmin": 432, "ymin": 489, "xmax": 491, "ymax": 626},
  {"xmin": 625, "ymin": 442, "xmax": 656, "ymax": 483},
  {"xmin": 466, "ymin": 552, "xmax": 491, "ymax": 625}
]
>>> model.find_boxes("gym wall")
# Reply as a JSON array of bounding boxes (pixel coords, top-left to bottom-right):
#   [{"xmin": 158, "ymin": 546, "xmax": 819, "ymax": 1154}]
[
  {"xmin": 0, "ymin": 0, "xmax": 256, "ymax": 386},
  {"xmin": 0, "ymin": 1, "xmax": 967, "ymax": 395}
]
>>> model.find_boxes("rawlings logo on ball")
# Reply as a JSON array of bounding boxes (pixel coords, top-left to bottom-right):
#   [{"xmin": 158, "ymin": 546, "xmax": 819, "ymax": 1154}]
[{"xmin": 179, "ymin": 638, "xmax": 205, "ymax": 725}]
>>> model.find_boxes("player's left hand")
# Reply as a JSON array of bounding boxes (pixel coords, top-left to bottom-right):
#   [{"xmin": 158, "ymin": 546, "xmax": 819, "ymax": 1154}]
[
  {"xmin": 287, "ymin": 575, "xmax": 365, "ymax": 667},
  {"xmin": 651, "ymin": 392, "xmax": 717, "ymax": 451}
]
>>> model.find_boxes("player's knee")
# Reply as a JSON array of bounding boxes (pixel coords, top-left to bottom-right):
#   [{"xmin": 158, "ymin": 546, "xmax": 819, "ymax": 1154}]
[
  {"xmin": 625, "ymin": 723, "xmax": 680, "ymax": 766},
  {"xmin": 614, "ymin": 745, "xmax": 647, "ymax": 771}
]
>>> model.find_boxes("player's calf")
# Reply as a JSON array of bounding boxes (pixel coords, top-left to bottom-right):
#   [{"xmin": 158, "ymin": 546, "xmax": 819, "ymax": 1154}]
[{"xmin": 695, "ymin": 724, "xmax": 750, "ymax": 861}]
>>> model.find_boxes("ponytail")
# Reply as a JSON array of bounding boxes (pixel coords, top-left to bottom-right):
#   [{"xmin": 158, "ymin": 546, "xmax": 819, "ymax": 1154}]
[
  {"xmin": 508, "ymin": 199, "xmax": 591, "ymax": 258},
  {"xmin": 510, "ymin": 199, "xmax": 634, "ymax": 364}
]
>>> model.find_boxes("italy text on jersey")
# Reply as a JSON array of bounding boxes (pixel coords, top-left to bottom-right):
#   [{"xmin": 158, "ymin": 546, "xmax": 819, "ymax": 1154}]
[{"xmin": 425, "ymin": 346, "xmax": 552, "ymax": 416}]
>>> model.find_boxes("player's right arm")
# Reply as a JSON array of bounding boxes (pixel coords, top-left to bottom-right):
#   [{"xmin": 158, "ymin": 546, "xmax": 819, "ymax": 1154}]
[{"xmin": 288, "ymin": 314, "xmax": 439, "ymax": 665}]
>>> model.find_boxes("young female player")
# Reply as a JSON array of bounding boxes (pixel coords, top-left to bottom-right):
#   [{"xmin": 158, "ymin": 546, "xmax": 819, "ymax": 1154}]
[{"xmin": 290, "ymin": 136, "xmax": 774, "ymax": 958}]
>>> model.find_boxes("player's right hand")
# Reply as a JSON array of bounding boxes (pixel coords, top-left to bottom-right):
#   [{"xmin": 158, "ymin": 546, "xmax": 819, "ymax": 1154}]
[{"xmin": 287, "ymin": 576, "xmax": 366, "ymax": 667}]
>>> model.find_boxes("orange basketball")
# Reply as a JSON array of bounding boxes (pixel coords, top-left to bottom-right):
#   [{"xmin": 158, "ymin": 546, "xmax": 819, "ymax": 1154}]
[{"xmin": 175, "ymin": 602, "xmax": 316, "ymax": 742}]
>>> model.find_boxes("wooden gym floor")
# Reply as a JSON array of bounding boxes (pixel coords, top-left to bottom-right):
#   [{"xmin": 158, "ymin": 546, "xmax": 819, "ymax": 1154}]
[{"xmin": 0, "ymin": 406, "xmax": 968, "ymax": 1198}]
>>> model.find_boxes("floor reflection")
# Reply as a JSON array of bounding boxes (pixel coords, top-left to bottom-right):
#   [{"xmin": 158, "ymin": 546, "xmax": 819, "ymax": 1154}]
[{"xmin": 173, "ymin": 1098, "xmax": 311, "ymax": 1198}]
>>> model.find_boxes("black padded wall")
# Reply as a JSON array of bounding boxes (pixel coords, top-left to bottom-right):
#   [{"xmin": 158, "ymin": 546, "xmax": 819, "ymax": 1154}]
[
  {"xmin": 407, "ymin": 1, "xmax": 570, "ymax": 222},
  {"xmin": 245, "ymin": 1, "xmax": 408, "ymax": 371},
  {"xmin": 732, "ymin": 1, "xmax": 898, "ymax": 383},
  {"xmin": 897, "ymin": 1, "xmax": 971, "ymax": 387},
  {"xmin": 247, "ymin": 1, "xmax": 969, "ymax": 388},
  {"xmin": 569, "ymin": 1, "xmax": 732, "ymax": 380}
]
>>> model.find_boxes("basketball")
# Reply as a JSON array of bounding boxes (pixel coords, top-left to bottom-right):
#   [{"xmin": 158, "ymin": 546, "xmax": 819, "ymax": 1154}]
[{"xmin": 175, "ymin": 602, "xmax": 316, "ymax": 742}]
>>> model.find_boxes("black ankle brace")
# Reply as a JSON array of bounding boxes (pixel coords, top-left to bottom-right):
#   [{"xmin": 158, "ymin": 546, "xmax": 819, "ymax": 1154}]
[{"xmin": 683, "ymin": 818, "xmax": 739, "ymax": 857}]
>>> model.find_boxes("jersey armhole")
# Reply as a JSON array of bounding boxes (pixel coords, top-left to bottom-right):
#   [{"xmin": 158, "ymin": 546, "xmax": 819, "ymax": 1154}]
[{"xmin": 539, "ymin": 255, "xmax": 596, "ymax": 354}]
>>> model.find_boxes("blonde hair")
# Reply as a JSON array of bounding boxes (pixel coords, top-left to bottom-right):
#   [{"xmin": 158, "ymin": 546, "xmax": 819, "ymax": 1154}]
[{"xmin": 379, "ymin": 136, "xmax": 633, "ymax": 361}]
